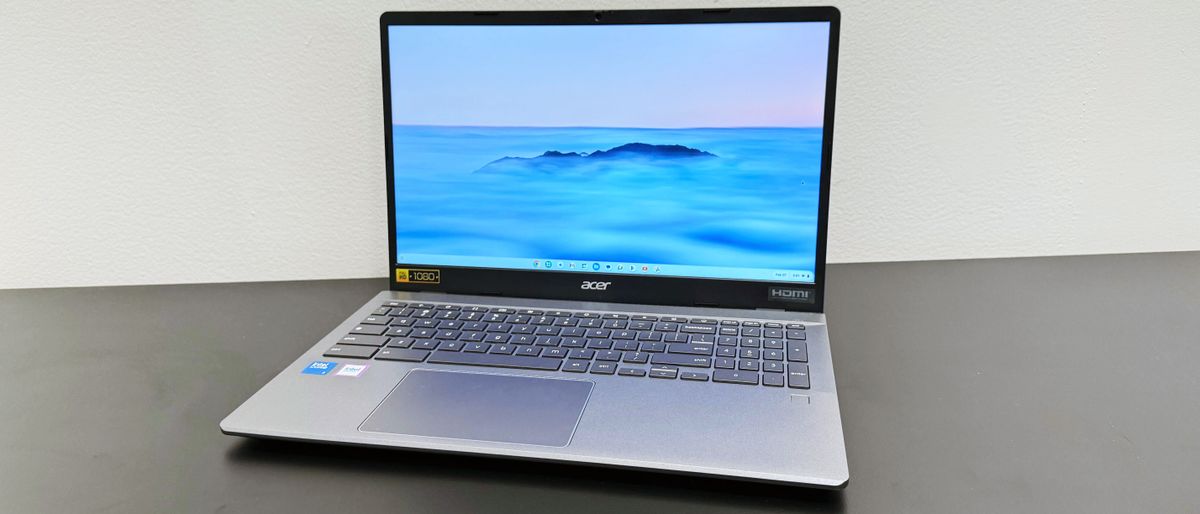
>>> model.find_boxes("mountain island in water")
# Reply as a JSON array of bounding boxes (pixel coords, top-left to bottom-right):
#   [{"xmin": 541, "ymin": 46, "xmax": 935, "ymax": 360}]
[{"xmin": 474, "ymin": 143, "xmax": 717, "ymax": 174}]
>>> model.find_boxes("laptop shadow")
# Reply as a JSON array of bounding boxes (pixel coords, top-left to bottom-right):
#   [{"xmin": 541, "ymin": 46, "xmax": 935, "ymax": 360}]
[{"xmin": 226, "ymin": 438, "xmax": 845, "ymax": 512}]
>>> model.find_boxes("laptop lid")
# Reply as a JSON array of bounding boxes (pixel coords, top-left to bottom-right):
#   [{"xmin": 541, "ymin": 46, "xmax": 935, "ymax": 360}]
[{"xmin": 380, "ymin": 8, "xmax": 839, "ymax": 312}]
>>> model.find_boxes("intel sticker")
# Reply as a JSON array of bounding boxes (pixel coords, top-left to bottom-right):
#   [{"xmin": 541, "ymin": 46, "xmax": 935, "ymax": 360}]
[
  {"xmin": 302, "ymin": 361, "xmax": 338, "ymax": 375},
  {"xmin": 336, "ymin": 364, "xmax": 368, "ymax": 378}
]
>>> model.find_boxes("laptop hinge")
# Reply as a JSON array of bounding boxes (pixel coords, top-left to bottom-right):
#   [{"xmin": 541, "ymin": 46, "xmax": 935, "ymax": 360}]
[{"xmin": 756, "ymin": 308, "xmax": 786, "ymax": 312}]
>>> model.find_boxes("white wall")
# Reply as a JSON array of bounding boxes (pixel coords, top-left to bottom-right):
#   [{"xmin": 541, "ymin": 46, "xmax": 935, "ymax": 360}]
[{"xmin": 2, "ymin": 0, "xmax": 1198, "ymax": 289}]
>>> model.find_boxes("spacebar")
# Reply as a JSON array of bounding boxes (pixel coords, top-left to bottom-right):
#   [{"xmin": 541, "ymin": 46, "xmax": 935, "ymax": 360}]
[{"xmin": 426, "ymin": 351, "xmax": 562, "ymax": 371}]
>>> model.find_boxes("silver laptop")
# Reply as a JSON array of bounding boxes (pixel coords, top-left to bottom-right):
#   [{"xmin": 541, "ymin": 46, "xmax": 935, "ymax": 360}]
[{"xmin": 222, "ymin": 7, "xmax": 847, "ymax": 488}]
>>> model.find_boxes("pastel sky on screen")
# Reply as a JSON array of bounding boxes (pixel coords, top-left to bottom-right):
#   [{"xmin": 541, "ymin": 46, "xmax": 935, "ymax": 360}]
[{"xmin": 388, "ymin": 22, "xmax": 830, "ymax": 128}]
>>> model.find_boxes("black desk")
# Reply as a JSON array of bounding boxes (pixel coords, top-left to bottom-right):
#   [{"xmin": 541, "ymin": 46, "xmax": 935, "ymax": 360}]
[{"xmin": 3, "ymin": 253, "xmax": 1198, "ymax": 512}]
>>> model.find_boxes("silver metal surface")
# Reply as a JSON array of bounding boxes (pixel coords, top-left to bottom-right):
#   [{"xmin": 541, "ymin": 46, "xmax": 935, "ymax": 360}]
[{"xmin": 221, "ymin": 290, "xmax": 849, "ymax": 487}]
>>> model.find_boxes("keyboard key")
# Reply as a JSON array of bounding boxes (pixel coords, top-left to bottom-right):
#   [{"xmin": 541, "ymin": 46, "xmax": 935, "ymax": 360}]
[
  {"xmin": 714, "ymin": 357, "xmax": 736, "ymax": 369},
  {"xmin": 639, "ymin": 342, "xmax": 666, "ymax": 353},
  {"xmin": 662, "ymin": 333, "xmax": 689, "ymax": 343},
  {"xmin": 716, "ymin": 347, "xmax": 737, "ymax": 358},
  {"xmin": 786, "ymin": 323, "xmax": 805, "ymax": 330},
  {"xmin": 489, "ymin": 344, "xmax": 515, "ymax": 355},
  {"xmin": 742, "ymin": 321, "xmax": 761, "ymax": 327},
  {"xmin": 763, "ymin": 362, "xmax": 785, "ymax": 373},
  {"xmin": 411, "ymin": 339, "xmax": 438, "ymax": 350},
  {"xmin": 787, "ymin": 341, "xmax": 809, "ymax": 363},
  {"xmin": 679, "ymin": 371, "xmax": 710, "ymax": 381},
  {"xmin": 718, "ymin": 336, "xmax": 738, "ymax": 347},
  {"xmin": 763, "ymin": 374, "xmax": 785, "ymax": 387},
  {"xmin": 635, "ymin": 331, "xmax": 663, "ymax": 342},
  {"xmin": 739, "ymin": 348, "xmax": 761, "ymax": 359},
  {"xmin": 410, "ymin": 328, "xmax": 436, "ymax": 339},
  {"xmin": 786, "ymin": 330, "xmax": 807, "ymax": 340},
  {"xmin": 543, "ymin": 348, "xmax": 568, "ymax": 358},
  {"xmin": 763, "ymin": 339, "xmax": 785, "ymax": 350},
  {"xmin": 613, "ymin": 340, "xmax": 639, "ymax": 351},
  {"xmin": 439, "ymin": 341, "xmax": 464, "ymax": 351},
  {"xmin": 765, "ymin": 322, "xmax": 782, "ymax": 328},
  {"xmin": 381, "ymin": 301, "xmax": 407, "ymax": 308},
  {"xmin": 360, "ymin": 316, "xmax": 392, "ymax": 325},
  {"xmin": 713, "ymin": 369, "xmax": 759, "ymax": 386},
  {"xmin": 590, "ymin": 361, "xmax": 617, "ymax": 375},
  {"xmin": 338, "ymin": 335, "xmax": 387, "ymax": 347},
  {"xmin": 563, "ymin": 360, "xmax": 589, "ymax": 373},
  {"xmin": 688, "ymin": 318, "xmax": 717, "ymax": 325},
  {"xmin": 741, "ymin": 328, "xmax": 762, "ymax": 337},
  {"xmin": 323, "ymin": 345, "xmax": 377, "ymax": 359},
  {"xmin": 349, "ymin": 324, "xmax": 388, "ymax": 336},
  {"xmin": 666, "ymin": 343, "xmax": 714, "ymax": 356},
  {"xmin": 426, "ymin": 351, "xmax": 562, "ymax": 371},
  {"xmin": 463, "ymin": 342, "xmax": 489, "ymax": 353},
  {"xmin": 622, "ymin": 352, "xmax": 649, "ymax": 364},
  {"xmin": 788, "ymin": 364, "xmax": 811, "ymax": 389},
  {"xmin": 651, "ymin": 353, "xmax": 712, "ymax": 368},
  {"xmin": 375, "ymin": 348, "xmax": 429, "ymax": 362},
  {"xmin": 631, "ymin": 315, "xmax": 658, "ymax": 321},
  {"xmin": 567, "ymin": 348, "xmax": 595, "ymax": 360},
  {"xmin": 649, "ymin": 367, "xmax": 678, "ymax": 379},
  {"xmin": 387, "ymin": 337, "xmax": 415, "ymax": 348},
  {"xmin": 385, "ymin": 326, "xmax": 413, "ymax": 337},
  {"xmin": 680, "ymin": 324, "xmax": 716, "ymax": 334},
  {"xmin": 585, "ymin": 339, "xmax": 612, "ymax": 350},
  {"xmin": 515, "ymin": 345, "xmax": 540, "ymax": 356},
  {"xmin": 596, "ymin": 350, "xmax": 622, "ymax": 361},
  {"xmin": 763, "ymin": 329, "xmax": 783, "ymax": 339},
  {"xmin": 738, "ymin": 360, "xmax": 760, "ymax": 371},
  {"xmin": 618, "ymin": 367, "xmax": 647, "ymax": 377},
  {"xmin": 764, "ymin": 349, "xmax": 785, "ymax": 361}
]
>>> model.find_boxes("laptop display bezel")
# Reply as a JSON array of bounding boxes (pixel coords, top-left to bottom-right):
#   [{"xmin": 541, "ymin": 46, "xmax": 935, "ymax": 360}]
[{"xmin": 380, "ymin": 7, "xmax": 839, "ymax": 312}]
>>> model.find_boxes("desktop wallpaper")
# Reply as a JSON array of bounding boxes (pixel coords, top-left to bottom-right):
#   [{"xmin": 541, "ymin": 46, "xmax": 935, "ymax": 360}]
[{"xmin": 388, "ymin": 22, "xmax": 830, "ymax": 280}]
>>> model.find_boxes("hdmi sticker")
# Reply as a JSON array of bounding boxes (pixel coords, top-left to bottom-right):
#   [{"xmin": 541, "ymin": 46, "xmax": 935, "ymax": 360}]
[{"xmin": 396, "ymin": 268, "xmax": 440, "ymax": 284}]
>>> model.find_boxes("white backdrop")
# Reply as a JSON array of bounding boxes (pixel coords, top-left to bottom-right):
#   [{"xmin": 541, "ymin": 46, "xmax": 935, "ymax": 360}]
[{"xmin": 2, "ymin": 0, "xmax": 1198, "ymax": 289}]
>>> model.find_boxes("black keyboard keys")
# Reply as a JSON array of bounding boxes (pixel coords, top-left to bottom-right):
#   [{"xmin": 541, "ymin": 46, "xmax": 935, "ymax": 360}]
[
  {"xmin": 787, "ymin": 341, "xmax": 809, "ymax": 362},
  {"xmin": 323, "ymin": 345, "xmax": 377, "ymax": 359},
  {"xmin": 787, "ymin": 364, "xmax": 811, "ymax": 389},
  {"xmin": 375, "ymin": 348, "xmax": 429, "ymax": 362},
  {"xmin": 712, "ymin": 369, "xmax": 759, "ymax": 386}
]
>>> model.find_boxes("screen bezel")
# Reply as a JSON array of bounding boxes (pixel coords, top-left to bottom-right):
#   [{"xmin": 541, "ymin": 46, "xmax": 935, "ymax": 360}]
[{"xmin": 381, "ymin": 7, "xmax": 839, "ymax": 312}]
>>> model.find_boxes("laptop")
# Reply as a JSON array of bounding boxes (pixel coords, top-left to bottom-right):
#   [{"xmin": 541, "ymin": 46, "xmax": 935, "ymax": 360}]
[{"xmin": 222, "ymin": 7, "xmax": 847, "ymax": 488}]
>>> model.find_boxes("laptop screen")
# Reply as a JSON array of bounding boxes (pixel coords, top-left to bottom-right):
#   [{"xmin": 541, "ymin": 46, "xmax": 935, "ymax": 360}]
[{"xmin": 388, "ymin": 22, "xmax": 830, "ymax": 284}]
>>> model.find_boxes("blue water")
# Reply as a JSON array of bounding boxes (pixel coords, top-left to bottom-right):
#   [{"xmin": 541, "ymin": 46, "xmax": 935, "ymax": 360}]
[{"xmin": 392, "ymin": 125, "xmax": 822, "ymax": 272}]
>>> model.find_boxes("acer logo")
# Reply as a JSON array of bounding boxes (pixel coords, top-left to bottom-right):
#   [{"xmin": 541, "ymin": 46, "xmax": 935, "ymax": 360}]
[{"xmin": 581, "ymin": 281, "xmax": 612, "ymax": 291}]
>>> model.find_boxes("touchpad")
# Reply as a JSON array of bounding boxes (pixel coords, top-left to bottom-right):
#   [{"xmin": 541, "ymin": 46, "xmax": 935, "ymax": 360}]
[{"xmin": 360, "ymin": 369, "xmax": 593, "ymax": 447}]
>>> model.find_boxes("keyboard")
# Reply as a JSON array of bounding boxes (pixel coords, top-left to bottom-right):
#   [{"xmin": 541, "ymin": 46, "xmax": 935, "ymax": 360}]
[{"xmin": 323, "ymin": 301, "xmax": 811, "ymax": 388}]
